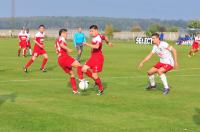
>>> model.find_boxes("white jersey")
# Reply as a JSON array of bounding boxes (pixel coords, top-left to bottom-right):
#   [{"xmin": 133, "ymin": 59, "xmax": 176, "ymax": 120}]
[
  {"xmin": 27, "ymin": 33, "xmax": 31, "ymax": 41},
  {"xmin": 152, "ymin": 41, "xmax": 174, "ymax": 66},
  {"xmin": 195, "ymin": 36, "xmax": 200, "ymax": 41}
]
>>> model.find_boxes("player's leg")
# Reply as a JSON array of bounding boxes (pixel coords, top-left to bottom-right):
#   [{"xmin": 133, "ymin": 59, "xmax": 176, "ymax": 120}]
[
  {"xmin": 68, "ymin": 70, "xmax": 80, "ymax": 94},
  {"xmin": 71, "ymin": 60, "xmax": 84, "ymax": 80},
  {"xmin": 76, "ymin": 45, "xmax": 82, "ymax": 62},
  {"xmin": 18, "ymin": 46, "xmax": 22, "ymax": 57},
  {"xmin": 41, "ymin": 53, "xmax": 48, "ymax": 72},
  {"xmin": 157, "ymin": 67, "xmax": 170, "ymax": 94},
  {"xmin": 91, "ymin": 72, "xmax": 104, "ymax": 96},
  {"xmin": 24, "ymin": 54, "xmax": 37, "ymax": 72},
  {"xmin": 22, "ymin": 48, "xmax": 27, "ymax": 57},
  {"xmin": 188, "ymin": 47, "xmax": 194, "ymax": 57},
  {"xmin": 82, "ymin": 65, "xmax": 94, "ymax": 79},
  {"xmin": 147, "ymin": 67, "xmax": 158, "ymax": 89}
]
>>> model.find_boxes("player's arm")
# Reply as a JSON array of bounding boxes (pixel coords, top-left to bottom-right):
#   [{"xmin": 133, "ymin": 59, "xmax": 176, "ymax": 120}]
[
  {"xmin": 138, "ymin": 52, "xmax": 154, "ymax": 68},
  {"xmin": 84, "ymin": 42, "xmax": 100, "ymax": 49},
  {"xmin": 60, "ymin": 42, "xmax": 73, "ymax": 53},
  {"xmin": 168, "ymin": 45, "xmax": 178, "ymax": 69},
  {"xmin": 104, "ymin": 36, "xmax": 113, "ymax": 47},
  {"xmin": 33, "ymin": 37, "xmax": 43, "ymax": 48}
]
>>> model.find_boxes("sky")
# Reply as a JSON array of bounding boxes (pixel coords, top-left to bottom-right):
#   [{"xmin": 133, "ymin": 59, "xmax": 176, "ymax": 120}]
[{"xmin": 0, "ymin": 0, "xmax": 199, "ymax": 20}]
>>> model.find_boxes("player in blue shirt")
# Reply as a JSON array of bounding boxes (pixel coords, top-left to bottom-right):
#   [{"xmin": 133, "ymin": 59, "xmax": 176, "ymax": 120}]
[{"xmin": 73, "ymin": 28, "xmax": 86, "ymax": 62}]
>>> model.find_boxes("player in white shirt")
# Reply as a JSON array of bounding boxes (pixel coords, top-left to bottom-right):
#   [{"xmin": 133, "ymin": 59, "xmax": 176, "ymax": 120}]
[
  {"xmin": 138, "ymin": 33, "xmax": 178, "ymax": 95},
  {"xmin": 26, "ymin": 28, "xmax": 32, "ymax": 56}
]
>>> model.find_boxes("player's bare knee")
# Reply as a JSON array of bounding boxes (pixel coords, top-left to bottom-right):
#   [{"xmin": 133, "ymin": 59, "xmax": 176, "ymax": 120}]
[
  {"xmin": 92, "ymin": 73, "xmax": 98, "ymax": 79},
  {"xmin": 157, "ymin": 70, "xmax": 163, "ymax": 75}
]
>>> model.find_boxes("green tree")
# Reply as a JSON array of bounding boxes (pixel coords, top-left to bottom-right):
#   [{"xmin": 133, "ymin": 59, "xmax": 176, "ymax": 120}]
[
  {"xmin": 145, "ymin": 24, "xmax": 161, "ymax": 36},
  {"xmin": 188, "ymin": 20, "xmax": 200, "ymax": 29},
  {"xmin": 167, "ymin": 26, "xmax": 179, "ymax": 32}
]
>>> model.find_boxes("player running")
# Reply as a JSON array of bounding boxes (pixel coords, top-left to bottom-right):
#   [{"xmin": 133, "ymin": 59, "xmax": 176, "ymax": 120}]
[
  {"xmin": 138, "ymin": 33, "xmax": 178, "ymax": 95},
  {"xmin": 188, "ymin": 33, "xmax": 200, "ymax": 57},
  {"xmin": 24, "ymin": 25, "xmax": 48, "ymax": 72},
  {"xmin": 55, "ymin": 29, "xmax": 85, "ymax": 94},
  {"xmin": 26, "ymin": 28, "xmax": 32, "ymax": 56},
  {"xmin": 18, "ymin": 28, "xmax": 28, "ymax": 57},
  {"xmin": 78, "ymin": 25, "xmax": 113, "ymax": 96}
]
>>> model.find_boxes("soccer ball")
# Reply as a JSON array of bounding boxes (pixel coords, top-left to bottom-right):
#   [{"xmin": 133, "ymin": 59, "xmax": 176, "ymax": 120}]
[{"xmin": 79, "ymin": 80, "xmax": 89, "ymax": 90}]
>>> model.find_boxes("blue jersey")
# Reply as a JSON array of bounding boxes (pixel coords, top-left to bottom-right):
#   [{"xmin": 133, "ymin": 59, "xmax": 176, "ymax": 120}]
[{"xmin": 73, "ymin": 32, "xmax": 86, "ymax": 46}]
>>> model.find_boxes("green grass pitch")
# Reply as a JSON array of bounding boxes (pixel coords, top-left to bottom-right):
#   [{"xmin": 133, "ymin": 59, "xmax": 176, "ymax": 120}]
[{"xmin": 0, "ymin": 38, "xmax": 200, "ymax": 132}]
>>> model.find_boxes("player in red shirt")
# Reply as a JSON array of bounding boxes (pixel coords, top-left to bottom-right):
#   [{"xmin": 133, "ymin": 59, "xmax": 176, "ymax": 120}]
[
  {"xmin": 78, "ymin": 25, "xmax": 113, "ymax": 96},
  {"xmin": 55, "ymin": 29, "xmax": 84, "ymax": 94},
  {"xmin": 24, "ymin": 25, "xmax": 48, "ymax": 72},
  {"xmin": 188, "ymin": 33, "xmax": 200, "ymax": 57},
  {"xmin": 18, "ymin": 28, "xmax": 28, "ymax": 57}
]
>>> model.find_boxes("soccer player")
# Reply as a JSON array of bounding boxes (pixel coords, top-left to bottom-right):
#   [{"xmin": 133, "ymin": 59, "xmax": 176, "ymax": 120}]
[
  {"xmin": 26, "ymin": 28, "xmax": 32, "ymax": 56},
  {"xmin": 73, "ymin": 27, "xmax": 86, "ymax": 62},
  {"xmin": 24, "ymin": 25, "xmax": 48, "ymax": 72},
  {"xmin": 78, "ymin": 25, "xmax": 113, "ymax": 96},
  {"xmin": 18, "ymin": 28, "xmax": 27, "ymax": 57},
  {"xmin": 138, "ymin": 33, "xmax": 178, "ymax": 95},
  {"xmin": 188, "ymin": 33, "xmax": 200, "ymax": 57},
  {"xmin": 55, "ymin": 29, "xmax": 84, "ymax": 94}
]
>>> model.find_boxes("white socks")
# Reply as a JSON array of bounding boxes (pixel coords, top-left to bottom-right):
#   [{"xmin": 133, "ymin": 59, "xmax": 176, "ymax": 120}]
[
  {"xmin": 148, "ymin": 75, "xmax": 155, "ymax": 86},
  {"xmin": 29, "ymin": 49, "xmax": 32, "ymax": 55},
  {"xmin": 160, "ymin": 74, "xmax": 169, "ymax": 89}
]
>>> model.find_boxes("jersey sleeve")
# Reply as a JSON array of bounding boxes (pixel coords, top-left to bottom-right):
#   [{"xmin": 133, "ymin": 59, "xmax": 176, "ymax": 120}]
[
  {"xmin": 151, "ymin": 46, "xmax": 157, "ymax": 53},
  {"xmin": 162, "ymin": 42, "xmax": 169, "ymax": 49}
]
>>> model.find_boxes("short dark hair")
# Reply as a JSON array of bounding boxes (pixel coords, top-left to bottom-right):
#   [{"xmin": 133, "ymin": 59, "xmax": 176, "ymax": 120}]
[
  {"xmin": 38, "ymin": 25, "xmax": 45, "ymax": 28},
  {"xmin": 89, "ymin": 25, "xmax": 98, "ymax": 30},
  {"xmin": 59, "ymin": 28, "xmax": 67, "ymax": 36},
  {"xmin": 151, "ymin": 33, "xmax": 160, "ymax": 38}
]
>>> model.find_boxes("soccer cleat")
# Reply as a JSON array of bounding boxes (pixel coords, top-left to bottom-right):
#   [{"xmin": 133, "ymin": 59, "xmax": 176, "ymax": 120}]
[
  {"xmin": 73, "ymin": 90, "xmax": 80, "ymax": 95},
  {"xmin": 163, "ymin": 88, "xmax": 170, "ymax": 95},
  {"xmin": 40, "ymin": 68, "xmax": 47, "ymax": 72},
  {"xmin": 146, "ymin": 84, "xmax": 156, "ymax": 90},
  {"xmin": 23, "ymin": 67, "xmax": 28, "ymax": 73},
  {"xmin": 97, "ymin": 90, "xmax": 104, "ymax": 96}
]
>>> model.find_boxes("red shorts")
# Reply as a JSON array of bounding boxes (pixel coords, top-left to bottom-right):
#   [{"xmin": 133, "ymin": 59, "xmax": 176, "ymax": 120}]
[
  {"xmin": 154, "ymin": 62, "xmax": 173, "ymax": 72},
  {"xmin": 192, "ymin": 42, "xmax": 199, "ymax": 49},
  {"xmin": 32, "ymin": 45, "xmax": 46, "ymax": 57},
  {"xmin": 58, "ymin": 55, "xmax": 76, "ymax": 74},
  {"xmin": 85, "ymin": 54, "xmax": 104, "ymax": 73},
  {"xmin": 27, "ymin": 41, "xmax": 31, "ymax": 47},
  {"xmin": 20, "ymin": 41, "xmax": 27, "ymax": 48}
]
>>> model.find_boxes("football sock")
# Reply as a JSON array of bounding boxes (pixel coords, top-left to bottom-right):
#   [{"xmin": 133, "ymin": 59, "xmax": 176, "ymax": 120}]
[
  {"xmin": 29, "ymin": 49, "xmax": 32, "ymax": 55},
  {"xmin": 86, "ymin": 70, "xmax": 94, "ymax": 79},
  {"xmin": 25, "ymin": 59, "xmax": 34, "ymax": 68},
  {"xmin": 70, "ymin": 77, "xmax": 78, "ymax": 91},
  {"xmin": 77, "ymin": 66, "xmax": 83, "ymax": 80},
  {"xmin": 41, "ymin": 58, "xmax": 48, "ymax": 69},
  {"xmin": 148, "ymin": 74, "xmax": 155, "ymax": 86},
  {"xmin": 95, "ymin": 77, "xmax": 103, "ymax": 91},
  {"xmin": 160, "ymin": 74, "xmax": 169, "ymax": 89}
]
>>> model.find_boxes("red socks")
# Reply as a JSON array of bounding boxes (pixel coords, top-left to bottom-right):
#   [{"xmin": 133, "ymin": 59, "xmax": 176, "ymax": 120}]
[
  {"xmin": 95, "ymin": 77, "xmax": 103, "ymax": 91},
  {"xmin": 77, "ymin": 66, "xmax": 83, "ymax": 80},
  {"xmin": 86, "ymin": 70, "xmax": 93, "ymax": 79},
  {"xmin": 70, "ymin": 77, "xmax": 78, "ymax": 91},
  {"xmin": 25, "ymin": 59, "xmax": 34, "ymax": 68},
  {"xmin": 41, "ymin": 58, "xmax": 48, "ymax": 69},
  {"xmin": 18, "ymin": 49, "xmax": 21, "ymax": 56},
  {"xmin": 23, "ymin": 49, "xmax": 27, "ymax": 57}
]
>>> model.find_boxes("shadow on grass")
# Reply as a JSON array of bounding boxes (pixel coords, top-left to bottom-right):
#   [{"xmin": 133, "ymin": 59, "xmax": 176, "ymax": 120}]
[
  {"xmin": 0, "ymin": 93, "xmax": 17, "ymax": 107},
  {"xmin": 66, "ymin": 80, "xmax": 108, "ymax": 96},
  {"xmin": 138, "ymin": 82, "xmax": 164, "ymax": 92},
  {"xmin": 193, "ymin": 108, "xmax": 200, "ymax": 125}
]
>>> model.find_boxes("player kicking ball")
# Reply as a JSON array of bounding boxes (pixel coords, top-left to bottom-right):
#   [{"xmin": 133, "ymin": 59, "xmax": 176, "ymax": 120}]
[
  {"xmin": 55, "ymin": 29, "xmax": 85, "ymax": 94},
  {"xmin": 78, "ymin": 25, "xmax": 113, "ymax": 96},
  {"xmin": 24, "ymin": 25, "xmax": 48, "ymax": 72},
  {"xmin": 188, "ymin": 33, "xmax": 200, "ymax": 57},
  {"xmin": 138, "ymin": 33, "xmax": 178, "ymax": 95}
]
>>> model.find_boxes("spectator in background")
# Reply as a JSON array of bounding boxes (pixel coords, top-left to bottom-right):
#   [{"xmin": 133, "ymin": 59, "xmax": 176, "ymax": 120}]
[
  {"xmin": 160, "ymin": 32, "xmax": 164, "ymax": 41},
  {"xmin": 73, "ymin": 27, "xmax": 86, "ymax": 62}
]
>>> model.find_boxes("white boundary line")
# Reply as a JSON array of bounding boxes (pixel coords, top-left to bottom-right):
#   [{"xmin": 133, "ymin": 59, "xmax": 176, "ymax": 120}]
[{"xmin": 0, "ymin": 74, "xmax": 199, "ymax": 83}]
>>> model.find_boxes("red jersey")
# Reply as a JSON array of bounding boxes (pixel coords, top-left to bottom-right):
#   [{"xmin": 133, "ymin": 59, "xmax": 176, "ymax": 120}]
[
  {"xmin": 18, "ymin": 32, "xmax": 27, "ymax": 42},
  {"xmin": 91, "ymin": 34, "xmax": 103, "ymax": 54},
  {"xmin": 99, "ymin": 34, "xmax": 106, "ymax": 40},
  {"xmin": 35, "ymin": 32, "xmax": 45, "ymax": 46},
  {"xmin": 55, "ymin": 37, "xmax": 68, "ymax": 56}
]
